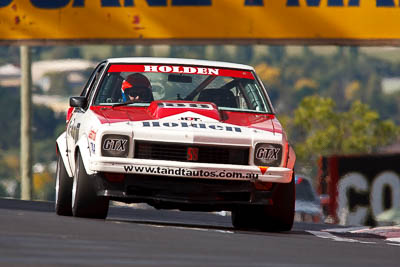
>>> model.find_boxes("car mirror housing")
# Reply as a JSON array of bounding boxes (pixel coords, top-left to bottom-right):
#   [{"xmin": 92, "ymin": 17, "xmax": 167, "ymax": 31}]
[
  {"xmin": 168, "ymin": 74, "xmax": 192, "ymax": 83},
  {"xmin": 70, "ymin": 96, "xmax": 87, "ymax": 108}
]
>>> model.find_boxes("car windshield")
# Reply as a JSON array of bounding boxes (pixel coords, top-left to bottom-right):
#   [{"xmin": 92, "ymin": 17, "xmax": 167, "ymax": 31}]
[{"xmin": 93, "ymin": 64, "xmax": 272, "ymax": 113}]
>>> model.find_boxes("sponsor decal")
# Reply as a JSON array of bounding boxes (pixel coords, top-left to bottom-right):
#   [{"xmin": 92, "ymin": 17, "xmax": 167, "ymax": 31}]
[
  {"xmin": 101, "ymin": 134, "xmax": 130, "ymax": 157},
  {"xmin": 142, "ymin": 121, "xmax": 242, "ymax": 132},
  {"xmin": 88, "ymin": 129, "xmax": 97, "ymax": 141},
  {"xmin": 254, "ymin": 143, "xmax": 282, "ymax": 166},
  {"xmin": 256, "ymin": 147, "xmax": 280, "ymax": 161},
  {"xmin": 90, "ymin": 142, "xmax": 95, "ymax": 154},
  {"xmin": 259, "ymin": 166, "xmax": 268, "ymax": 175},
  {"xmin": 187, "ymin": 147, "xmax": 199, "ymax": 161},
  {"xmin": 103, "ymin": 139, "xmax": 127, "ymax": 151},
  {"xmin": 123, "ymin": 165, "xmax": 259, "ymax": 180},
  {"xmin": 144, "ymin": 65, "xmax": 219, "ymax": 75},
  {"xmin": 180, "ymin": 117, "xmax": 202, "ymax": 122},
  {"xmin": 108, "ymin": 65, "xmax": 255, "ymax": 80}
]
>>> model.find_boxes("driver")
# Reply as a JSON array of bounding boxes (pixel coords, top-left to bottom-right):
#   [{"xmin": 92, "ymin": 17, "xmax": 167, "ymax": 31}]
[{"xmin": 121, "ymin": 73, "xmax": 154, "ymax": 102}]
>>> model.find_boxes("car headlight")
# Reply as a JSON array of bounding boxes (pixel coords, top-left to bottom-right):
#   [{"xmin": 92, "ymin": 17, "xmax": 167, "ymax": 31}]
[
  {"xmin": 101, "ymin": 134, "xmax": 130, "ymax": 157},
  {"xmin": 254, "ymin": 143, "xmax": 282, "ymax": 167}
]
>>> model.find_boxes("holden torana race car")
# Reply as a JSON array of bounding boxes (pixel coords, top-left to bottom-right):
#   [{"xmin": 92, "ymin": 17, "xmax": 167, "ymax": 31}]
[{"xmin": 55, "ymin": 57, "xmax": 296, "ymax": 231}]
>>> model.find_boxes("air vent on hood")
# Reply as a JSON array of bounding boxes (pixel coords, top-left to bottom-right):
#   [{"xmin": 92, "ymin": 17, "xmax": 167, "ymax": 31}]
[{"xmin": 147, "ymin": 100, "xmax": 221, "ymax": 121}]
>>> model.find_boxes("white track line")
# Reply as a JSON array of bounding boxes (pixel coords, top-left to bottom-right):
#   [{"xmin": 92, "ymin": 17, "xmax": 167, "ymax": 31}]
[
  {"xmin": 146, "ymin": 224, "xmax": 234, "ymax": 234},
  {"xmin": 307, "ymin": 231, "xmax": 376, "ymax": 244},
  {"xmin": 387, "ymin": 238, "xmax": 400, "ymax": 243},
  {"xmin": 322, "ymin": 227, "xmax": 370, "ymax": 233}
]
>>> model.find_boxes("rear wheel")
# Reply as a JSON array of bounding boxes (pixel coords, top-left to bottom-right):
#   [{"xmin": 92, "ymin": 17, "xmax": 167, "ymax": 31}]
[
  {"xmin": 72, "ymin": 152, "xmax": 109, "ymax": 219},
  {"xmin": 55, "ymin": 154, "xmax": 73, "ymax": 216},
  {"xmin": 232, "ymin": 175, "xmax": 295, "ymax": 231}
]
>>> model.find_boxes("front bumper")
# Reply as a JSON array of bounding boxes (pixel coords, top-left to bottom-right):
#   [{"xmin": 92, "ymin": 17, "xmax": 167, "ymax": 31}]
[
  {"xmin": 89, "ymin": 157, "xmax": 293, "ymax": 183},
  {"xmin": 93, "ymin": 173, "xmax": 277, "ymax": 211}
]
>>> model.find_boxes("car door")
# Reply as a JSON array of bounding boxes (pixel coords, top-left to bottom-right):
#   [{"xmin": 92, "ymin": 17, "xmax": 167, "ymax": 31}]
[{"xmin": 66, "ymin": 62, "xmax": 106, "ymax": 172}]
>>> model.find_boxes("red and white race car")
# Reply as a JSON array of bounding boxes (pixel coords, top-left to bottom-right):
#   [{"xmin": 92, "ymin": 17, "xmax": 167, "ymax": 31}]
[{"xmin": 55, "ymin": 57, "xmax": 296, "ymax": 231}]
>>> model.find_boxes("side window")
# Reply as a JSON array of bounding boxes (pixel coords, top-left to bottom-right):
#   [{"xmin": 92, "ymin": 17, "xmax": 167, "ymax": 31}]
[
  {"xmin": 87, "ymin": 66, "xmax": 105, "ymax": 102},
  {"xmin": 78, "ymin": 64, "xmax": 105, "ymax": 110},
  {"xmin": 80, "ymin": 63, "xmax": 105, "ymax": 98},
  {"xmin": 80, "ymin": 69, "xmax": 97, "ymax": 97},
  {"xmin": 232, "ymin": 86, "xmax": 249, "ymax": 110},
  {"xmin": 242, "ymin": 82, "xmax": 267, "ymax": 112},
  {"xmin": 95, "ymin": 73, "xmax": 124, "ymax": 104}
]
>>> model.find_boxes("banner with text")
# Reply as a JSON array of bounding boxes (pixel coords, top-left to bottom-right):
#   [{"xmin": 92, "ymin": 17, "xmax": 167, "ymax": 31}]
[
  {"xmin": 318, "ymin": 154, "xmax": 400, "ymax": 226},
  {"xmin": 1, "ymin": 0, "xmax": 400, "ymax": 44}
]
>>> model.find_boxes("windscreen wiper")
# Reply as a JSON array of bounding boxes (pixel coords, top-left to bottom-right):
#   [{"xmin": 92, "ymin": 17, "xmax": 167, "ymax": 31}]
[
  {"xmin": 111, "ymin": 100, "xmax": 136, "ymax": 108},
  {"xmin": 111, "ymin": 100, "xmax": 149, "ymax": 108}
]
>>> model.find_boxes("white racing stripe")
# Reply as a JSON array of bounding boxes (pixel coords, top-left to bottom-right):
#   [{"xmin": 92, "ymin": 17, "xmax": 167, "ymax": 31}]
[{"xmin": 307, "ymin": 231, "xmax": 376, "ymax": 244}]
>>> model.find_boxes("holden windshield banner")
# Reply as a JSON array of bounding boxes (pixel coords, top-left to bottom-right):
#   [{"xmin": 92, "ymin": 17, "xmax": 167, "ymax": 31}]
[
  {"xmin": 1, "ymin": 0, "xmax": 400, "ymax": 45},
  {"xmin": 108, "ymin": 64, "xmax": 255, "ymax": 79}
]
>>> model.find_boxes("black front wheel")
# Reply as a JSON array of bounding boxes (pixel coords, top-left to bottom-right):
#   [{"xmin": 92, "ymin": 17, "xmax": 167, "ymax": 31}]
[
  {"xmin": 232, "ymin": 175, "xmax": 295, "ymax": 232},
  {"xmin": 55, "ymin": 154, "xmax": 73, "ymax": 216},
  {"xmin": 72, "ymin": 152, "xmax": 109, "ymax": 219}
]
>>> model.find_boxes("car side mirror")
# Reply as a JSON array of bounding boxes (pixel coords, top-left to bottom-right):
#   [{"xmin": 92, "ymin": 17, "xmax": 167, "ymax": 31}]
[{"xmin": 70, "ymin": 96, "xmax": 87, "ymax": 108}]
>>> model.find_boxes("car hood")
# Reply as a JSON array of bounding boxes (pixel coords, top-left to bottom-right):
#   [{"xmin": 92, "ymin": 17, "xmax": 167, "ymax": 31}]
[{"xmin": 90, "ymin": 100, "xmax": 282, "ymax": 135}]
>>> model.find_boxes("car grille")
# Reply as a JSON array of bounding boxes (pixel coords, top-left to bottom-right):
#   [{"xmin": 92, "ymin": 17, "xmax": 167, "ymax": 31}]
[{"xmin": 134, "ymin": 141, "xmax": 249, "ymax": 165}]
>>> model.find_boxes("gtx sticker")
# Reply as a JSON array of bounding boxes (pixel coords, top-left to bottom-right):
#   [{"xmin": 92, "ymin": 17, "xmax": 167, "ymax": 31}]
[
  {"xmin": 103, "ymin": 139, "xmax": 127, "ymax": 151},
  {"xmin": 142, "ymin": 121, "xmax": 242, "ymax": 132},
  {"xmin": 254, "ymin": 143, "xmax": 282, "ymax": 166},
  {"xmin": 256, "ymin": 147, "xmax": 280, "ymax": 160}
]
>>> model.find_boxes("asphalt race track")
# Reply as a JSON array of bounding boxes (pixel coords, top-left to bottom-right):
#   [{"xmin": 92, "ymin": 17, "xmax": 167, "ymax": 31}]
[{"xmin": 0, "ymin": 199, "xmax": 398, "ymax": 267}]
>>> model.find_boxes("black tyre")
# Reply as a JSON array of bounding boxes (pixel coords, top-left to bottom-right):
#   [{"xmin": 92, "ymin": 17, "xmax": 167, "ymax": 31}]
[
  {"xmin": 231, "ymin": 206, "xmax": 258, "ymax": 230},
  {"xmin": 232, "ymin": 174, "xmax": 295, "ymax": 232},
  {"xmin": 55, "ymin": 154, "xmax": 73, "ymax": 216},
  {"xmin": 72, "ymin": 152, "xmax": 109, "ymax": 219},
  {"xmin": 261, "ymin": 174, "xmax": 295, "ymax": 231}
]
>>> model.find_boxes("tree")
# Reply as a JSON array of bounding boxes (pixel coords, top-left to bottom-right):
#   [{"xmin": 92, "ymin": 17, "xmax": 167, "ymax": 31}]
[
  {"xmin": 284, "ymin": 95, "xmax": 399, "ymax": 174},
  {"xmin": 0, "ymin": 92, "xmax": 20, "ymax": 150},
  {"xmin": 0, "ymin": 88, "xmax": 65, "ymax": 161},
  {"xmin": 33, "ymin": 171, "xmax": 55, "ymax": 201}
]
